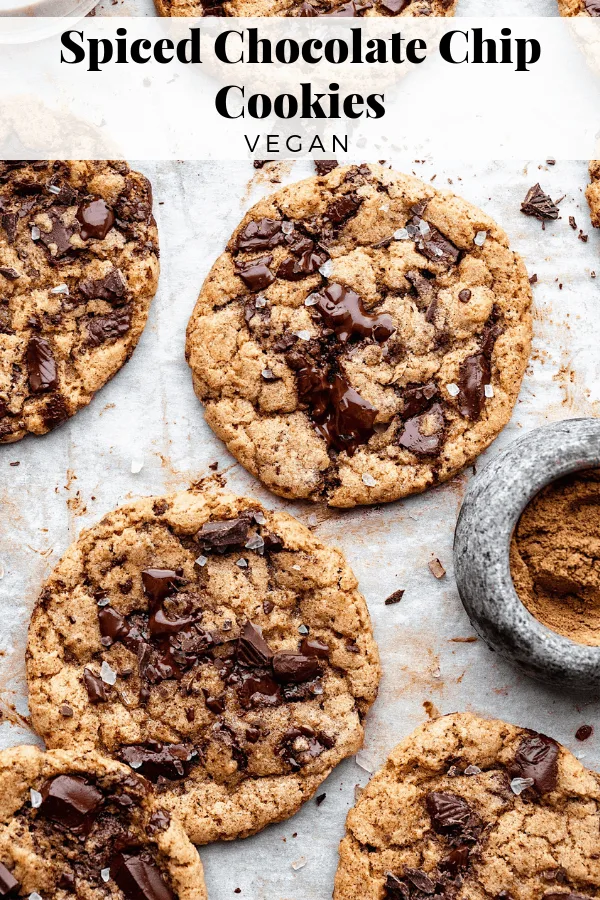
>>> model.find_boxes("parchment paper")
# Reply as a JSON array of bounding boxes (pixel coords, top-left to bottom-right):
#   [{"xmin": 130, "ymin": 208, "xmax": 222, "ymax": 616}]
[{"xmin": 1, "ymin": 158, "xmax": 599, "ymax": 899}]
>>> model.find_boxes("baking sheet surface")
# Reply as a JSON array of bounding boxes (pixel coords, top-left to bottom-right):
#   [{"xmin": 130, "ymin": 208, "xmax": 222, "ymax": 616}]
[{"xmin": 1, "ymin": 158, "xmax": 599, "ymax": 899}]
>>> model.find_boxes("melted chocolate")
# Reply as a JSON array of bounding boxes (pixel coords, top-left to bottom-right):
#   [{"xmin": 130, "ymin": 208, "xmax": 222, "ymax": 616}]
[
  {"xmin": 120, "ymin": 744, "xmax": 196, "ymax": 783},
  {"xmin": 398, "ymin": 404, "xmax": 445, "ymax": 457},
  {"xmin": 235, "ymin": 255, "xmax": 275, "ymax": 292},
  {"xmin": 314, "ymin": 284, "xmax": 395, "ymax": 344},
  {"xmin": 511, "ymin": 733, "xmax": 558, "ymax": 794},
  {"xmin": 110, "ymin": 851, "xmax": 174, "ymax": 900},
  {"xmin": 26, "ymin": 336, "xmax": 58, "ymax": 393},
  {"xmin": 76, "ymin": 198, "xmax": 115, "ymax": 240}
]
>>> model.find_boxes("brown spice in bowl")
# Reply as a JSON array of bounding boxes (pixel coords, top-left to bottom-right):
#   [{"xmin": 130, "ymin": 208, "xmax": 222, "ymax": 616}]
[{"xmin": 510, "ymin": 469, "xmax": 600, "ymax": 646}]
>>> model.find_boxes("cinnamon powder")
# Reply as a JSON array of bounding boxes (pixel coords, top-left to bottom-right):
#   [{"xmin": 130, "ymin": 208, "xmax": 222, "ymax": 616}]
[{"xmin": 510, "ymin": 469, "xmax": 600, "ymax": 646}]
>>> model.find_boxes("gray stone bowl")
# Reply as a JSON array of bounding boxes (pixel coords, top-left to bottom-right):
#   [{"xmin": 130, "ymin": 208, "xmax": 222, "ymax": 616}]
[{"xmin": 454, "ymin": 418, "xmax": 600, "ymax": 691}]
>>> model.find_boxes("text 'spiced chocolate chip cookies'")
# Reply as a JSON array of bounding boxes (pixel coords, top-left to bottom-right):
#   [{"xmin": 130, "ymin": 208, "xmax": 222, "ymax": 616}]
[
  {"xmin": 0, "ymin": 745, "xmax": 206, "ymax": 900},
  {"xmin": 26, "ymin": 488, "xmax": 380, "ymax": 845},
  {"xmin": 587, "ymin": 161, "xmax": 600, "ymax": 228},
  {"xmin": 0, "ymin": 161, "xmax": 159, "ymax": 443},
  {"xmin": 334, "ymin": 712, "xmax": 600, "ymax": 900},
  {"xmin": 155, "ymin": 0, "xmax": 455, "ymax": 19},
  {"xmin": 186, "ymin": 164, "xmax": 532, "ymax": 507}
]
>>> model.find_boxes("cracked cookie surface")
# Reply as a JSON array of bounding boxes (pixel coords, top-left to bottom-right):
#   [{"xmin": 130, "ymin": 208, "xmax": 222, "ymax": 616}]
[
  {"xmin": 155, "ymin": 0, "xmax": 455, "ymax": 19},
  {"xmin": 27, "ymin": 487, "xmax": 380, "ymax": 845},
  {"xmin": 186, "ymin": 164, "xmax": 532, "ymax": 507},
  {"xmin": 0, "ymin": 744, "xmax": 206, "ymax": 900},
  {"xmin": 0, "ymin": 160, "xmax": 159, "ymax": 443},
  {"xmin": 334, "ymin": 711, "xmax": 600, "ymax": 900}
]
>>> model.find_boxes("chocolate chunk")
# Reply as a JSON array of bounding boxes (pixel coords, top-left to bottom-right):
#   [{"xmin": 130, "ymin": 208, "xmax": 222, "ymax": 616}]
[
  {"xmin": 1, "ymin": 213, "xmax": 18, "ymax": 244},
  {"xmin": 235, "ymin": 218, "xmax": 286, "ymax": 252},
  {"xmin": 272, "ymin": 651, "xmax": 321, "ymax": 684},
  {"xmin": 278, "ymin": 242, "xmax": 328, "ymax": 280},
  {"xmin": 88, "ymin": 308, "xmax": 131, "ymax": 347},
  {"xmin": 459, "ymin": 289, "xmax": 471, "ymax": 303},
  {"xmin": 39, "ymin": 774, "xmax": 102, "ymax": 833},
  {"xmin": 79, "ymin": 268, "xmax": 127, "ymax": 303},
  {"xmin": 26, "ymin": 336, "xmax": 58, "ymax": 393},
  {"xmin": 380, "ymin": 0, "xmax": 408, "ymax": 11},
  {"xmin": 39, "ymin": 217, "xmax": 75, "ymax": 256},
  {"xmin": 325, "ymin": 194, "xmax": 361, "ymax": 224},
  {"xmin": 237, "ymin": 671, "xmax": 281, "ymax": 709},
  {"xmin": 83, "ymin": 667, "xmax": 107, "ymax": 704},
  {"xmin": 0, "ymin": 267, "xmax": 19, "ymax": 281},
  {"xmin": 148, "ymin": 809, "xmax": 171, "ymax": 835},
  {"xmin": 76, "ymin": 197, "xmax": 115, "ymax": 240},
  {"xmin": 315, "ymin": 160, "xmax": 338, "ymax": 176},
  {"xmin": 59, "ymin": 704, "xmax": 73, "ymax": 717},
  {"xmin": 0, "ymin": 863, "xmax": 19, "ymax": 897},
  {"xmin": 512, "ymin": 733, "xmax": 558, "ymax": 794},
  {"xmin": 384, "ymin": 873, "xmax": 410, "ymax": 900},
  {"xmin": 402, "ymin": 382, "xmax": 438, "ymax": 419},
  {"xmin": 110, "ymin": 852, "xmax": 174, "ymax": 900},
  {"xmin": 57, "ymin": 872, "xmax": 75, "ymax": 892},
  {"xmin": 237, "ymin": 621, "xmax": 274, "ymax": 667},
  {"xmin": 418, "ymin": 227, "xmax": 460, "ymax": 266},
  {"xmin": 576, "ymin": 724, "xmax": 593, "ymax": 741},
  {"xmin": 404, "ymin": 868, "xmax": 436, "ymax": 894},
  {"xmin": 440, "ymin": 845, "xmax": 470, "ymax": 875},
  {"xmin": 315, "ymin": 284, "xmax": 395, "ymax": 343},
  {"xmin": 197, "ymin": 517, "xmax": 251, "ymax": 551},
  {"xmin": 43, "ymin": 394, "xmax": 68, "ymax": 431},
  {"xmin": 141, "ymin": 569, "xmax": 183, "ymax": 609},
  {"xmin": 298, "ymin": 2, "xmax": 318, "ymax": 13},
  {"xmin": 458, "ymin": 353, "xmax": 490, "ymax": 420},
  {"xmin": 203, "ymin": 690, "xmax": 226, "ymax": 714},
  {"xmin": 278, "ymin": 727, "xmax": 334, "ymax": 770},
  {"xmin": 425, "ymin": 791, "xmax": 473, "ymax": 834},
  {"xmin": 585, "ymin": 0, "xmax": 600, "ymax": 12},
  {"xmin": 300, "ymin": 637, "xmax": 329, "ymax": 659},
  {"xmin": 398, "ymin": 404, "xmax": 445, "ymax": 456},
  {"xmin": 246, "ymin": 726, "xmax": 261, "ymax": 743},
  {"xmin": 521, "ymin": 184, "xmax": 559, "ymax": 221},
  {"xmin": 235, "ymin": 255, "xmax": 275, "ymax": 292},
  {"xmin": 120, "ymin": 743, "xmax": 196, "ymax": 782},
  {"xmin": 262, "ymin": 530, "xmax": 284, "ymax": 552},
  {"xmin": 13, "ymin": 180, "xmax": 44, "ymax": 195}
]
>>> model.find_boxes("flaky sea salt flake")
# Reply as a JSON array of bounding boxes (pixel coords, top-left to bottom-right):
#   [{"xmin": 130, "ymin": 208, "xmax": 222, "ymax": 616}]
[
  {"xmin": 419, "ymin": 220, "xmax": 430, "ymax": 236},
  {"xmin": 291, "ymin": 857, "xmax": 306, "ymax": 871},
  {"xmin": 393, "ymin": 227, "xmax": 409, "ymax": 241},
  {"xmin": 100, "ymin": 869, "xmax": 110, "ymax": 883},
  {"xmin": 305, "ymin": 293, "xmax": 320, "ymax": 307},
  {"xmin": 255, "ymin": 294, "xmax": 267, "ymax": 308},
  {"xmin": 130, "ymin": 457, "xmax": 144, "ymax": 475},
  {"xmin": 30, "ymin": 789, "xmax": 42, "ymax": 808},
  {"xmin": 31, "ymin": 226, "xmax": 41, "ymax": 241},
  {"xmin": 318, "ymin": 260, "xmax": 333, "ymax": 278},
  {"xmin": 355, "ymin": 750, "xmax": 376, "ymax": 774},
  {"xmin": 282, "ymin": 221, "xmax": 294, "ymax": 235},
  {"xmin": 484, "ymin": 384, "xmax": 494, "ymax": 398},
  {"xmin": 474, "ymin": 230, "xmax": 487, "ymax": 247},
  {"xmin": 446, "ymin": 383, "xmax": 460, "ymax": 397},
  {"xmin": 100, "ymin": 661, "xmax": 117, "ymax": 686},
  {"xmin": 195, "ymin": 555, "xmax": 208, "ymax": 568},
  {"xmin": 245, "ymin": 533, "xmax": 265, "ymax": 552},
  {"xmin": 48, "ymin": 184, "xmax": 61, "ymax": 195},
  {"xmin": 362, "ymin": 473, "xmax": 377, "ymax": 487},
  {"xmin": 294, "ymin": 330, "xmax": 311, "ymax": 341},
  {"xmin": 236, "ymin": 558, "xmax": 248, "ymax": 568},
  {"xmin": 510, "ymin": 777, "xmax": 534, "ymax": 795},
  {"xmin": 50, "ymin": 284, "xmax": 69, "ymax": 295},
  {"xmin": 30, "ymin": 893, "xmax": 43, "ymax": 900}
]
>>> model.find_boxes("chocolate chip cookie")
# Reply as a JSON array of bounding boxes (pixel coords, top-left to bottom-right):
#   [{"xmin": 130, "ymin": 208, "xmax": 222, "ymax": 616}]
[
  {"xmin": 0, "ymin": 744, "xmax": 206, "ymax": 900},
  {"xmin": 0, "ymin": 161, "xmax": 159, "ymax": 443},
  {"xmin": 587, "ymin": 161, "xmax": 600, "ymax": 228},
  {"xmin": 155, "ymin": 0, "xmax": 455, "ymax": 18},
  {"xmin": 557, "ymin": 0, "xmax": 599, "ymax": 14},
  {"xmin": 27, "ymin": 487, "xmax": 380, "ymax": 844},
  {"xmin": 186, "ymin": 164, "xmax": 533, "ymax": 507},
  {"xmin": 335, "ymin": 711, "xmax": 600, "ymax": 900}
]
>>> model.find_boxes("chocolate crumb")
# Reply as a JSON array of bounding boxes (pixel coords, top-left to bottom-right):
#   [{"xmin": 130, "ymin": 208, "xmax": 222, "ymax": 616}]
[{"xmin": 384, "ymin": 589, "xmax": 405, "ymax": 606}]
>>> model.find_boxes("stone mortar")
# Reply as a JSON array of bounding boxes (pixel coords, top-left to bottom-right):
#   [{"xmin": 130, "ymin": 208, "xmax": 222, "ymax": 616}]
[{"xmin": 454, "ymin": 418, "xmax": 600, "ymax": 691}]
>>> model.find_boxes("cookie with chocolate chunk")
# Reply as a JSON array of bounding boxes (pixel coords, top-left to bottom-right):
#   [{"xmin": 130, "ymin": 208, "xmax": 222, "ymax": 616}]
[
  {"xmin": 27, "ymin": 487, "xmax": 380, "ymax": 844},
  {"xmin": 0, "ymin": 160, "xmax": 159, "ymax": 443},
  {"xmin": 0, "ymin": 745, "xmax": 206, "ymax": 900},
  {"xmin": 587, "ymin": 161, "xmax": 600, "ymax": 227},
  {"xmin": 186, "ymin": 163, "xmax": 532, "ymax": 507},
  {"xmin": 334, "ymin": 711, "xmax": 600, "ymax": 900},
  {"xmin": 155, "ymin": 0, "xmax": 455, "ymax": 19}
]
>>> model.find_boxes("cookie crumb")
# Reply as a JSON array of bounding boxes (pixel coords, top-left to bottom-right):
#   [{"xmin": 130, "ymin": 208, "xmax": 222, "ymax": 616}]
[{"xmin": 428, "ymin": 558, "xmax": 446, "ymax": 579}]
